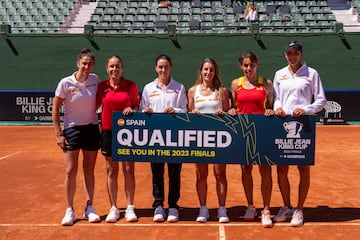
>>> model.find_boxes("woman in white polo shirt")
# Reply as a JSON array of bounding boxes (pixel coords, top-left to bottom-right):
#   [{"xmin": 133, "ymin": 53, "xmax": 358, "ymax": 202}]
[{"xmin": 140, "ymin": 54, "xmax": 188, "ymax": 223}]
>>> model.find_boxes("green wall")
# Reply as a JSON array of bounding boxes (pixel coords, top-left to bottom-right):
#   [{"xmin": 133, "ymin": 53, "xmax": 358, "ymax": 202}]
[{"xmin": 0, "ymin": 32, "xmax": 359, "ymax": 91}]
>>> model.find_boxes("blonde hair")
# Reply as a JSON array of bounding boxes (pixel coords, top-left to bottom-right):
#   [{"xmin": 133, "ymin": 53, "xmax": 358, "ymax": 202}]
[{"xmin": 194, "ymin": 58, "xmax": 225, "ymax": 100}]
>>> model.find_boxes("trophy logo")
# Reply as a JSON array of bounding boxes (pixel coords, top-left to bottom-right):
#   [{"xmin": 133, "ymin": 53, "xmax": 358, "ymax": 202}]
[{"xmin": 283, "ymin": 121, "xmax": 303, "ymax": 138}]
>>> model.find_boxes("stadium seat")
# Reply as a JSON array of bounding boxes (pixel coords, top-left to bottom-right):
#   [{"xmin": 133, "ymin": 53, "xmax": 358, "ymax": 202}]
[
  {"xmin": 155, "ymin": 20, "xmax": 168, "ymax": 29},
  {"xmin": 278, "ymin": 5, "xmax": 290, "ymax": 14},
  {"xmin": 189, "ymin": 20, "xmax": 200, "ymax": 30},
  {"xmin": 222, "ymin": 0, "xmax": 232, "ymax": 7},
  {"xmin": 201, "ymin": 21, "xmax": 213, "ymax": 31},
  {"xmin": 191, "ymin": 0, "xmax": 201, "ymax": 8}
]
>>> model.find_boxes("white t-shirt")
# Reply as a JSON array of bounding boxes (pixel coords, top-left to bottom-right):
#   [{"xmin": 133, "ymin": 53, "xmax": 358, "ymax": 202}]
[
  {"xmin": 140, "ymin": 78, "xmax": 188, "ymax": 113},
  {"xmin": 273, "ymin": 63, "xmax": 327, "ymax": 115},
  {"xmin": 55, "ymin": 72, "xmax": 100, "ymax": 129}
]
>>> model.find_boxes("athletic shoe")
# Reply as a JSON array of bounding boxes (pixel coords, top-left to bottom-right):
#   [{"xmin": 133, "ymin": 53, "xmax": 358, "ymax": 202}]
[
  {"xmin": 125, "ymin": 205, "xmax": 138, "ymax": 222},
  {"xmin": 196, "ymin": 206, "xmax": 210, "ymax": 223},
  {"xmin": 273, "ymin": 206, "xmax": 294, "ymax": 222},
  {"xmin": 218, "ymin": 206, "xmax": 230, "ymax": 223},
  {"xmin": 83, "ymin": 205, "xmax": 101, "ymax": 223},
  {"xmin": 105, "ymin": 206, "xmax": 120, "ymax": 223},
  {"xmin": 261, "ymin": 210, "xmax": 273, "ymax": 228},
  {"xmin": 290, "ymin": 209, "xmax": 304, "ymax": 227},
  {"xmin": 244, "ymin": 205, "xmax": 257, "ymax": 221},
  {"xmin": 153, "ymin": 206, "xmax": 165, "ymax": 222},
  {"xmin": 61, "ymin": 207, "xmax": 76, "ymax": 226},
  {"xmin": 167, "ymin": 208, "xmax": 179, "ymax": 223}
]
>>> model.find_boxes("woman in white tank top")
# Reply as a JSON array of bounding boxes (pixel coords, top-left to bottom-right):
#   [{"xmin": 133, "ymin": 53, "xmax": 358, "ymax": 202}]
[{"xmin": 187, "ymin": 58, "xmax": 230, "ymax": 223}]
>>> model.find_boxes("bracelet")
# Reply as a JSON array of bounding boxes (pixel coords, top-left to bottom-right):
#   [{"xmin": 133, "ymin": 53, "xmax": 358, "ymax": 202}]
[{"xmin": 56, "ymin": 133, "xmax": 64, "ymax": 137}]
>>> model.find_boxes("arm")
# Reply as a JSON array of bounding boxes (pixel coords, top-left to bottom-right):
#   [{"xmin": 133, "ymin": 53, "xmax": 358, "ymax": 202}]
[
  {"xmin": 123, "ymin": 82, "xmax": 140, "ymax": 115},
  {"xmin": 51, "ymin": 96, "xmax": 66, "ymax": 149},
  {"xmin": 264, "ymin": 78, "xmax": 275, "ymax": 116},
  {"xmin": 187, "ymin": 86, "xmax": 200, "ymax": 114},
  {"xmin": 273, "ymin": 73, "xmax": 287, "ymax": 117},
  {"xmin": 304, "ymin": 73, "xmax": 327, "ymax": 115},
  {"xmin": 216, "ymin": 86, "xmax": 230, "ymax": 115},
  {"xmin": 172, "ymin": 84, "xmax": 188, "ymax": 113},
  {"xmin": 228, "ymin": 79, "xmax": 238, "ymax": 115}
]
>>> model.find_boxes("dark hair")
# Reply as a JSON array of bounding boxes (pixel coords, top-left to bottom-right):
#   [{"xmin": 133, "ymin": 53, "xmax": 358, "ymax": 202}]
[
  {"xmin": 155, "ymin": 54, "xmax": 172, "ymax": 66},
  {"xmin": 106, "ymin": 55, "xmax": 124, "ymax": 67},
  {"xmin": 77, "ymin": 47, "xmax": 95, "ymax": 63},
  {"xmin": 238, "ymin": 51, "xmax": 258, "ymax": 65}
]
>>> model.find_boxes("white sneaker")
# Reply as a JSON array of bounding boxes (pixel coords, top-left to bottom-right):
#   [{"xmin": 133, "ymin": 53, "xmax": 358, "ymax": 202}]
[
  {"xmin": 261, "ymin": 210, "xmax": 273, "ymax": 228},
  {"xmin": 83, "ymin": 205, "xmax": 101, "ymax": 223},
  {"xmin": 167, "ymin": 208, "xmax": 179, "ymax": 223},
  {"xmin": 196, "ymin": 206, "xmax": 210, "ymax": 223},
  {"xmin": 218, "ymin": 206, "xmax": 230, "ymax": 223},
  {"xmin": 125, "ymin": 205, "xmax": 138, "ymax": 222},
  {"xmin": 61, "ymin": 207, "xmax": 76, "ymax": 226},
  {"xmin": 105, "ymin": 206, "xmax": 120, "ymax": 223},
  {"xmin": 290, "ymin": 209, "xmax": 304, "ymax": 227},
  {"xmin": 273, "ymin": 206, "xmax": 294, "ymax": 222},
  {"xmin": 244, "ymin": 205, "xmax": 257, "ymax": 221},
  {"xmin": 153, "ymin": 206, "xmax": 165, "ymax": 222}
]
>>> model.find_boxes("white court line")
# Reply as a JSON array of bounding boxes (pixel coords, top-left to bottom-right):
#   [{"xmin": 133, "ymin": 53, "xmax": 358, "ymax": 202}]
[
  {"xmin": 219, "ymin": 224, "xmax": 226, "ymax": 240},
  {"xmin": 0, "ymin": 151, "xmax": 20, "ymax": 161},
  {"xmin": 1, "ymin": 222, "xmax": 360, "ymax": 227}
]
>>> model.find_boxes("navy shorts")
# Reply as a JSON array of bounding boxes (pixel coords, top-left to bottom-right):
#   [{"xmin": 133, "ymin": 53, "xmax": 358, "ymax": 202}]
[
  {"xmin": 101, "ymin": 130, "xmax": 112, "ymax": 157},
  {"xmin": 63, "ymin": 124, "xmax": 100, "ymax": 151}
]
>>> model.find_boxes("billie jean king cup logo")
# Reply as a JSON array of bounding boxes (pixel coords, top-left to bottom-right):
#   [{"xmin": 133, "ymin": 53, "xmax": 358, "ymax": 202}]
[{"xmin": 283, "ymin": 121, "xmax": 303, "ymax": 138}]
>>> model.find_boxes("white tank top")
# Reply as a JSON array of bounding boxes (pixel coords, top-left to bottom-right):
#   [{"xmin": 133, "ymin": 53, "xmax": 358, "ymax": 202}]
[{"xmin": 194, "ymin": 85, "xmax": 222, "ymax": 113}]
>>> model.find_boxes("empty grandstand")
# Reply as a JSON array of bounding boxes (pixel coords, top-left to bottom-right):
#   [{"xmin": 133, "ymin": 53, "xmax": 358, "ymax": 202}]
[{"xmin": 1, "ymin": 0, "xmax": 360, "ymax": 34}]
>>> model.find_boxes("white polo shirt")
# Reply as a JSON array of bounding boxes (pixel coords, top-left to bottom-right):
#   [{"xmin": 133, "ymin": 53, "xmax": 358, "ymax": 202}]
[{"xmin": 55, "ymin": 72, "xmax": 100, "ymax": 129}]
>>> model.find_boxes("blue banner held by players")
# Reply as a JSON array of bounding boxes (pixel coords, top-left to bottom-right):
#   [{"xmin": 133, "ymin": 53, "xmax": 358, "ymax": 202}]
[{"xmin": 112, "ymin": 112, "xmax": 316, "ymax": 165}]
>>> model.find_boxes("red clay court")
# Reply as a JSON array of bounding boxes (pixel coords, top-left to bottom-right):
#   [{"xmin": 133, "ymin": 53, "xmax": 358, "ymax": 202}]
[{"xmin": 0, "ymin": 125, "xmax": 359, "ymax": 240}]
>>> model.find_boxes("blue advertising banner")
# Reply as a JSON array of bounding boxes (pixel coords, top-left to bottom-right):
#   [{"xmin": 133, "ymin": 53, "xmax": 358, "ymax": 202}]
[{"xmin": 112, "ymin": 112, "xmax": 316, "ymax": 165}]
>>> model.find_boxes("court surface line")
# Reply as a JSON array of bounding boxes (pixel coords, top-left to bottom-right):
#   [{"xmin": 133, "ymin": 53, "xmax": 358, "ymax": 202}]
[
  {"xmin": 219, "ymin": 224, "xmax": 226, "ymax": 240},
  {"xmin": 1, "ymin": 222, "xmax": 360, "ymax": 227},
  {"xmin": 0, "ymin": 151, "xmax": 20, "ymax": 161}
]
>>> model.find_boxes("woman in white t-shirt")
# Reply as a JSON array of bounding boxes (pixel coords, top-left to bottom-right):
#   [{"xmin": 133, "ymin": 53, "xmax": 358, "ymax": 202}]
[
  {"xmin": 187, "ymin": 58, "xmax": 230, "ymax": 223},
  {"xmin": 52, "ymin": 48, "xmax": 101, "ymax": 226}
]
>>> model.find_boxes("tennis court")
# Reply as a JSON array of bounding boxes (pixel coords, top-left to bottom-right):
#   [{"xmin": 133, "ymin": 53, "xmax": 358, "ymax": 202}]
[{"xmin": 0, "ymin": 125, "xmax": 359, "ymax": 240}]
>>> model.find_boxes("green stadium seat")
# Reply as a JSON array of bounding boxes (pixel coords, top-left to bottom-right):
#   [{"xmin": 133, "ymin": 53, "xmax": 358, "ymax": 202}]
[
  {"xmin": 307, "ymin": 1, "xmax": 317, "ymax": 7},
  {"xmin": 213, "ymin": 14, "xmax": 224, "ymax": 22},
  {"xmin": 132, "ymin": 22, "xmax": 144, "ymax": 31},
  {"xmin": 144, "ymin": 21, "xmax": 155, "ymax": 30},
  {"xmin": 201, "ymin": 21, "xmax": 213, "ymax": 31},
  {"xmin": 191, "ymin": 14, "xmax": 201, "ymax": 21},
  {"xmin": 111, "ymin": 14, "xmax": 122, "ymax": 23},
  {"xmin": 101, "ymin": 15, "xmax": 112, "ymax": 23}
]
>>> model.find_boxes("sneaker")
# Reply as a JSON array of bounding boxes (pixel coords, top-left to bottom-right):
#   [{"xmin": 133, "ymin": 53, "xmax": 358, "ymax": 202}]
[
  {"xmin": 196, "ymin": 206, "xmax": 210, "ymax": 223},
  {"xmin": 244, "ymin": 205, "xmax": 257, "ymax": 221},
  {"xmin": 167, "ymin": 208, "xmax": 179, "ymax": 223},
  {"xmin": 153, "ymin": 206, "xmax": 165, "ymax": 222},
  {"xmin": 290, "ymin": 209, "xmax": 304, "ymax": 227},
  {"xmin": 61, "ymin": 207, "xmax": 76, "ymax": 226},
  {"xmin": 273, "ymin": 206, "xmax": 294, "ymax": 222},
  {"xmin": 105, "ymin": 206, "xmax": 120, "ymax": 223},
  {"xmin": 218, "ymin": 206, "xmax": 230, "ymax": 223},
  {"xmin": 261, "ymin": 210, "xmax": 273, "ymax": 228},
  {"xmin": 83, "ymin": 205, "xmax": 101, "ymax": 223},
  {"xmin": 125, "ymin": 205, "xmax": 138, "ymax": 222}
]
